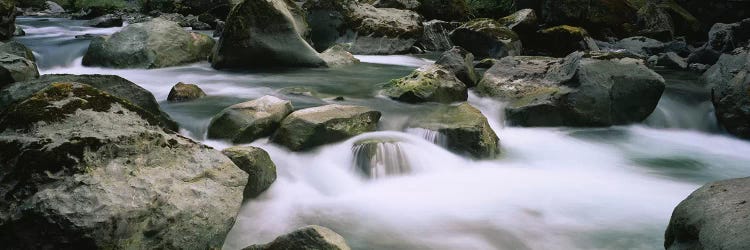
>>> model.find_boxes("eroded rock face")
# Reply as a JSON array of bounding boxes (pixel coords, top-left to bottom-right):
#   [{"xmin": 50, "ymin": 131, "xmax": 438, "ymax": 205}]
[
  {"xmin": 449, "ymin": 18, "xmax": 522, "ymax": 59},
  {"xmin": 665, "ymin": 177, "xmax": 750, "ymax": 250},
  {"xmin": 243, "ymin": 225, "xmax": 351, "ymax": 250},
  {"xmin": 82, "ymin": 18, "xmax": 215, "ymax": 69},
  {"xmin": 208, "ymin": 96, "xmax": 294, "ymax": 143},
  {"xmin": 222, "ymin": 146, "xmax": 277, "ymax": 198},
  {"xmin": 0, "ymin": 82, "xmax": 247, "ymax": 249},
  {"xmin": 477, "ymin": 51, "xmax": 665, "ymax": 127},
  {"xmin": 407, "ymin": 103, "xmax": 499, "ymax": 159},
  {"xmin": 382, "ymin": 64, "xmax": 468, "ymax": 103},
  {"xmin": 704, "ymin": 47, "xmax": 750, "ymax": 139},
  {"xmin": 271, "ymin": 104, "xmax": 381, "ymax": 151}
]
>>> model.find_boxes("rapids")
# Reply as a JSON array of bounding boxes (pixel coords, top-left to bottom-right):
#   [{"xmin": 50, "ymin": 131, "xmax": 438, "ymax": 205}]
[{"xmin": 14, "ymin": 17, "xmax": 750, "ymax": 249}]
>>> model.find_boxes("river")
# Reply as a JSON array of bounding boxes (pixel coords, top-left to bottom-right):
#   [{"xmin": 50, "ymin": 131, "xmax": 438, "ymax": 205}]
[{"xmin": 14, "ymin": 17, "xmax": 750, "ymax": 249}]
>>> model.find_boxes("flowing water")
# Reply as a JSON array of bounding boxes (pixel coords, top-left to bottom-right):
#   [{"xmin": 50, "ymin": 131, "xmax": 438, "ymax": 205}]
[{"xmin": 14, "ymin": 17, "xmax": 750, "ymax": 249}]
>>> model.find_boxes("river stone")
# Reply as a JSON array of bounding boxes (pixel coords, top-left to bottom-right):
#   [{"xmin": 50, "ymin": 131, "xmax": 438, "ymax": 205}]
[
  {"xmin": 704, "ymin": 47, "xmax": 750, "ymax": 139},
  {"xmin": 167, "ymin": 82, "xmax": 206, "ymax": 102},
  {"xmin": 407, "ymin": 103, "xmax": 499, "ymax": 159},
  {"xmin": 530, "ymin": 25, "xmax": 599, "ymax": 57},
  {"xmin": 0, "ymin": 41, "xmax": 35, "ymax": 62},
  {"xmin": 665, "ymin": 177, "xmax": 750, "ymax": 250},
  {"xmin": 0, "ymin": 82, "xmax": 247, "ymax": 249},
  {"xmin": 0, "ymin": 74, "xmax": 178, "ymax": 131},
  {"xmin": 82, "ymin": 18, "xmax": 215, "ymax": 69},
  {"xmin": 320, "ymin": 44, "xmax": 360, "ymax": 66},
  {"xmin": 449, "ymin": 18, "xmax": 522, "ymax": 59},
  {"xmin": 84, "ymin": 14, "xmax": 123, "ymax": 28},
  {"xmin": 222, "ymin": 146, "xmax": 277, "ymax": 198},
  {"xmin": 271, "ymin": 104, "xmax": 381, "ymax": 151},
  {"xmin": 243, "ymin": 225, "xmax": 351, "ymax": 250},
  {"xmin": 420, "ymin": 20, "xmax": 459, "ymax": 52},
  {"xmin": 477, "ymin": 51, "xmax": 665, "ymax": 127},
  {"xmin": 208, "ymin": 95, "xmax": 293, "ymax": 143},
  {"xmin": 0, "ymin": 0, "xmax": 14, "ymax": 40},
  {"xmin": 0, "ymin": 53, "xmax": 39, "ymax": 88},
  {"xmin": 211, "ymin": 0, "xmax": 324, "ymax": 69},
  {"xmin": 435, "ymin": 46, "xmax": 478, "ymax": 87},
  {"xmin": 382, "ymin": 64, "xmax": 468, "ymax": 104},
  {"xmin": 372, "ymin": 0, "xmax": 420, "ymax": 9}
]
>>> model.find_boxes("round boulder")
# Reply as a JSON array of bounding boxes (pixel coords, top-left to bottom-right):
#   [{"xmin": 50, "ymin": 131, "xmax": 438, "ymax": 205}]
[
  {"xmin": 382, "ymin": 64, "xmax": 468, "ymax": 104},
  {"xmin": 208, "ymin": 95, "xmax": 294, "ymax": 143},
  {"xmin": 271, "ymin": 104, "xmax": 381, "ymax": 151},
  {"xmin": 167, "ymin": 82, "xmax": 206, "ymax": 102}
]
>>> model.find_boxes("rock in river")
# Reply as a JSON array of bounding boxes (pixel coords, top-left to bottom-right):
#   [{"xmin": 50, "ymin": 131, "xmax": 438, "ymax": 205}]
[
  {"xmin": 243, "ymin": 225, "xmax": 351, "ymax": 250},
  {"xmin": 704, "ymin": 46, "xmax": 750, "ymax": 139},
  {"xmin": 167, "ymin": 82, "xmax": 206, "ymax": 102},
  {"xmin": 407, "ymin": 103, "xmax": 499, "ymax": 159},
  {"xmin": 271, "ymin": 104, "xmax": 381, "ymax": 151},
  {"xmin": 208, "ymin": 95, "xmax": 294, "ymax": 143},
  {"xmin": 382, "ymin": 64, "xmax": 467, "ymax": 104},
  {"xmin": 435, "ymin": 46, "xmax": 478, "ymax": 87},
  {"xmin": 222, "ymin": 146, "xmax": 277, "ymax": 198}
]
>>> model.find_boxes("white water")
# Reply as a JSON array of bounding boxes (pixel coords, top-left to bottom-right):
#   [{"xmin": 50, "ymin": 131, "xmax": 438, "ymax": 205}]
[{"xmin": 14, "ymin": 17, "xmax": 750, "ymax": 249}]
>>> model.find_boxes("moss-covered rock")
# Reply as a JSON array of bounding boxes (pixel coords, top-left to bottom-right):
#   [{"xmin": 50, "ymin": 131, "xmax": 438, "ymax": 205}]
[
  {"xmin": 208, "ymin": 95, "xmax": 293, "ymax": 143},
  {"xmin": 82, "ymin": 18, "xmax": 215, "ymax": 69},
  {"xmin": 243, "ymin": 225, "xmax": 351, "ymax": 250},
  {"xmin": 0, "ymin": 53, "xmax": 39, "ymax": 88},
  {"xmin": 271, "ymin": 104, "xmax": 381, "ymax": 151},
  {"xmin": 222, "ymin": 146, "xmax": 277, "ymax": 198},
  {"xmin": 407, "ymin": 103, "xmax": 499, "ymax": 159},
  {"xmin": 435, "ymin": 46, "xmax": 478, "ymax": 87},
  {"xmin": 167, "ymin": 82, "xmax": 206, "ymax": 102},
  {"xmin": 0, "ymin": 0, "xmax": 16, "ymax": 40},
  {"xmin": 449, "ymin": 18, "xmax": 521, "ymax": 59},
  {"xmin": 382, "ymin": 64, "xmax": 468, "ymax": 103},
  {"xmin": 528, "ymin": 25, "xmax": 599, "ymax": 57}
]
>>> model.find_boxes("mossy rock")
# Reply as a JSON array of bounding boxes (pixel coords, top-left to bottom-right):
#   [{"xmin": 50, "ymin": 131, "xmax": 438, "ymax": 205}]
[
  {"xmin": 271, "ymin": 104, "xmax": 381, "ymax": 151},
  {"xmin": 0, "ymin": 41, "xmax": 36, "ymax": 62},
  {"xmin": 383, "ymin": 64, "xmax": 468, "ymax": 104},
  {"xmin": 222, "ymin": 146, "xmax": 277, "ymax": 198},
  {"xmin": 407, "ymin": 103, "xmax": 499, "ymax": 159}
]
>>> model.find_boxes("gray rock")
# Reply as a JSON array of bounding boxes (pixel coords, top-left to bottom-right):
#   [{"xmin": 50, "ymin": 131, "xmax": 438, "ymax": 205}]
[
  {"xmin": 320, "ymin": 44, "xmax": 360, "ymax": 66},
  {"xmin": 687, "ymin": 19, "xmax": 750, "ymax": 65},
  {"xmin": 372, "ymin": 0, "xmax": 419, "ymax": 9},
  {"xmin": 167, "ymin": 82, "xmax": 206, "ymax": 102},
  {"xmin": 82, "ymin": 18, "xmax": 215, "ymax": 69},
  {"xmin": 416, "ymin": 0, "xmax": 468, "ymax": 21},
  {"xmin": 704, "ymin": 47, "xmax": 750, "ymax": 138},
  {"xmin": 85, "ymin": 14, "xmax": 123, "ymax": 28},
  {"xmin": 0, "ymin": 53, "xmax": 39, "ymax": 88},
  {"xmin": 435, "ymin": 46, "xmax": 478, "ymax": 87},
  {"xmin": 271, "ymin": 104, "xmax": 381, "ymax": 151},
  {"xmin": 477, "ymin": 51, "xmax": 665, "ymax": 127},
  {"xmin": 208, "ymin": 95, "xmax": 293, "ymax": 143},
  {"xmin": 688, "ymin": 63, "xmax": 709, "ymax": 73},
  {"xmin": 407, "ymin": 103, "xmax": 499, "ymax": 159},
  {"xmin": 0, "ymin": 82, "xmax": 247, "ymax": 249},
  {"xmin": 665, "ymin": 177, "xmax": 750, "ymax": 250},
  {"xmin": 420, "ymin": 20, "xmax": 459, "ymax": 51},
  {"xmin": 243, "ymin": 225, "xmax": 350, "ymax": 250},
  {"xmin": 0, "ymin": 0, "xmax": 15, "ymax": 40},
  {"xmin": 12, "ymin": 25, "xmax": 23, "ymax": 36},
  {"xmin": 656, "ymin": 52, "xmax": 688, "ymax": 70},
  {"xmin": 615, "ymin": 36, "xmax": 664, "ymax": 56},
  {"xmin": 159, "ymin": 13, "xmax": 212, "ymax": 30},
  {"xmin": 498, "ymin": 8, "xmax": 537, "ymax": 42},
  {"xmin": 449, "ymin": 18, "xmax": 522, "ymax": 59},
  {"xmin": 0, "ymin": 41, "xmax": 34, "ymax": 61},
  {"xmin": 44, "ymin": 1, "xmax": 64, "ymax": 14},
  {"xmin": 636, "ymin": 2, "xmax": 674, "ymax": 41},
  {"xmin": 530, "ymin": 25, "xmax": 599, "ymax": 57},
  {"xmin": 382, "ymin": 64, "xmax": 468, "ymax": 103},
  {"xmin": 222, "ymin": 146, "xmax": 277, "ymax": 198}
]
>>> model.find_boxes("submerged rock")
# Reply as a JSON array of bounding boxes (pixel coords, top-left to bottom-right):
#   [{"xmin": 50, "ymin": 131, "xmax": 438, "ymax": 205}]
[
  {"xmin": 212, "ymin": 0, "xmax": 325, "ymax": 69},
  {"xmin": 530, "ymin": 25, "xmax": 599, "ymax": 57},
  {"xmin": 704, "ymin": 47, "xmax": 750, "ymax": 139},
  {"xmin": 222, "ymin": 146, "xmax": 277, "ymax": 198},
  {"xmin": 0, "ymin": 53, "xmax": 39, "ymax": 88},
  {"xmin": 243, "ymin": 225, "xmax": 351, "ymax": 250},
  {"xmin": 352, "ymin": 138, "xmax": 411, "ymax": 178},
  {"xmin": 320, "ymin": 44, "xmax": 360, "ymax": 66},
  {"xmin": 271, "ymin": 104, "xmax": 381, "ymax": 151},
  {"xmin": 665, "ymin": 177, "xmax": 750, "ymax": 249},
  {"xmin": 82, "ymin": 18, "xmax": 215, "ymax": 69},
  {"xmin": 477, "ymin": 51, "xmax": 665, "ymax": 127},
  {"xmin": 0, "ymin": 82, "xmax": 247, "ymax": 249},
  {"xmin": 435, "ymin": 46, "xmax": 478, "ymax": 87},
  {"xmin": 449, "ymin": 18, "xmax": 522, "ymax": 59},
  {"xmin": 407, "ymin": 103, "xmax": 499, "ymax": 159},
  {"xmin": 208, "ymin": 95, "xmax": 293, "ymax": 143},
  {"xmin": 382, "ymin": 64, "xmax": 467, "ymax": 104},
  {"xmin": 167, "ymin": 82, "xmax": 206, "ymax": 102}
]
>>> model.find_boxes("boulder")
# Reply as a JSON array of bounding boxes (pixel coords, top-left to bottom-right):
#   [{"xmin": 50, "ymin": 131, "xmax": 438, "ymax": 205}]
[
  {"xmin": 243, "ymin": 225, "xmax": 350, "ymax": 250},
  {"xmin": 416, "ymin": 0, "xmax": 469, "ymax": 21},
  {"xmin": 420, "ymin": 20, "xmax": 460, "ymax": 51},
  {"xmin": 407, "ymin": 103, "xmax": 499, "ymax": 158},
  {"xmin": 434, "ymin": 46, "xmax": 478, "ymax": 87},
  {"xmin": 222, "ymin": 146, "xmax": 277, "ymax": 198},
  {"xmin": 43, "ymin": 1, "xmax": 64, "ymax": 14},
  {"xmin": 82, "ymin": 18, "xmax": 215, "ymax": 69},
  {"xmin": 271, "ymin": 104, "xmax": 381, "ymax": 151},
  {"xmin": 211, "ymin": 0, "xmax": 325, "ymax": 69},
  {"xmin": 687, "ymin": 19, "xmax": 750, "ymax": 65},
  {"xmin": 615, "ymin": 36, "xmax": 664, "ymax": 56},
  {"xmin": 541, "ymin": 0, "xmax": 637, "ymax": 38},
  {"xmin": 0, "ymin": 82, "xmax": 247, "ymax": 249},
  {"xmin": 12, "ymin": 25, "xmax": 23, "ymax": 36},
  {"xmin": 382, "ymin": 64, "xmax": 468, "ymax": 103},
  {"xmin": 636, "ymin": 1, "xmax": 674, "ymax": 41},
  {"xmin": 665, "ymin": 177, "xmax": 750, "ymax": 249},
  {"xmin": 530, "ymin": 25, "xmax": 599, "ymax": 57},
  {"xmin": 167, "ymin": 82, "xmax": 206, "ymax": 102},
  {"xmin": 477, "ymin": 51, "xmax": 665, "ymax": 127},
  {"xmin": 655, "ymin": 0, "xmax": 703, "ymax": 40},
  {"xmin": 0, "ymin": 53, "xmax": 39, "ymax": 88},
  {"xmin": 704, "ymin": 47, "xmax": 750, "ymax": 138},
  {"xmin": 0, "ymin": 0, "xmax": 15, "ymax": 40},
  {"xmin": 449, "ymin": 18, "xmax": 522, "ymax": 59},
  {"xmin": 320, "ymin": 44, "xmax": 360, "ymax": 66},
  {"xmin": 0, "ymin": 41, "xmax": 36, "ymax": 62},
  {"xmin": 84, "ymin": 14, "xmax": 123, "ymax": 28},
  {"xmin": 498, "ymin": 8, "xmax": 538, "ymax": 41},
  {"xmin": 655, "ymin": 52, "xmax": 688, "ymax": 70},
  {"xmin": 0, "ymin": 74, "xmax": 179, "ymax": 131},
  {"xmin": 208, "ymin": 95, "xmax": 293, "ymax": 143}
]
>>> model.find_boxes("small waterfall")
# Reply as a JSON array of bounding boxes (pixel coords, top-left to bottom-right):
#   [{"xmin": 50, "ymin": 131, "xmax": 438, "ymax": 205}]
[
  {"xmin": 352, "ymin": 140, "xmax": 411, "ymax": 179},
  {"xmin": 405, "ymin": 127, "xmax": 448, "ymax": 147}
]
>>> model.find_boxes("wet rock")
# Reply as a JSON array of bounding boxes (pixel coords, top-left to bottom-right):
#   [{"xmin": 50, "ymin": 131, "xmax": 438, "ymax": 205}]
[
  {"xmin": 687, "ymin": 19, "xmax": 750, "ymax": 65},
  {"xmin": 0, "ymin": 41, "xmax": 35, "ymax": 61},
  {"xmin": 243, "ymin": 225, "xmax": 351, "ymax": 250},
  {"xmin": 212, "ymin": 0, "xmax": 324, "ymax": 69},
  {"xmin": 43, "ymin": 1, "xmax": 64, "ymax": 14},
  {"xmin": 407, "ymin": 103, "xmax": 499, "ymax": 159},
  {"xmin": 82, "ymin": 18, "xmax": 215, "ymax": 69},
  {"xmin": 0, "ymin": 74, "xmax": 179, "ymax": 131},
  {"xmin": 665, "ymin": 177, "xmax": 750, "ymax": 249},
  {"xmin": 449, "ymin": 18, "xmax": 522, "ymax": 59},
  {"xmin": 222, "ymin": 146, "xmax": 277, "ymax": 198},
  {"xmin": 477, "ymin": 51, "xmax": 665, "ymax": 127},
  {"xmin": 0, "ymin": 82, "xmax": 247, "ymax": 249},
  {"xmin": 655, "ymin": 52, "xmax": 688, "ymax": 70},
  {"xmin": 0, "ymin": 53, "xmax": 39, "ymax": 88},
  {"xmin": 688, "ymin": 63, "xmax": 709, "ymax": 73},
  {"xmin": 383, "ymin": 64, "xmax": 468, "ymax": 103},
  {"xmin": 417, "ymin": 0, "xmax": 468, "ymax": 21},
  {"xmin": 271, "ymin": 104, "xmax": 381, "ymax": 151},
  {"xmin": 84, "ymin": 14, "xmax": 123, "ymax": 28},
  {"xmin": 541, "ymin": 0, "xmax": 637, "ymax": 38},
  {"xmin": 167, "ymin": 82, "xmax": 206, "ymax": 102},
  {"xmin": 208, "ymin": 95, "xmax": 293, "ymax": 143},
  {"xmin": 435, "ymin": 46, "xmax": 478, "ymax": 87},
  {"xmin": 615, "ymin": 36, "xmax": 664, "ymax": 56},
  {"xmin": 530, "ymin": 25, "xmax": 599, "ymax": 57},
  {"xmin": 636, "ymin": 1, "xmax": 674, "ymax": 41},
  {"xmin": 12, "ymin": 24, "xmax": 22, "ymax": 36},
  {"xmin": 704, "ymin": 47, "xmax": 750, "ymax": 138},
  {"xmin": 352, "ymin": 138, "xmax": 410, "ymax": 178},
  {"xmin": 420, "ymin": 20, "xmax": 459, "ymax": 51},
  {"xmin": 213, "ymin": 20, "xmax": 224, "ymax": 37},
  {"xmin": 0, "ymin": 0, "xmax": 15, "ymax": 40},
  {"xmin": 320, "ymin": 44, "xmax": 360, "ymax": 66}
]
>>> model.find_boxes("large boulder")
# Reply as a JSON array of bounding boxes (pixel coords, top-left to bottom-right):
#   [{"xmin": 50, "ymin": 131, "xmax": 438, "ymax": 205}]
[
  {"xmin": 529, "ymin": 25, "xmax": 599, "ymax": 57},
  {"xmin": 0, "ymin": 74, "xmax": 179, "ymax": 131},
  {"xmin": 211, "ymin": 0, "xmax": 325, "ymax": 69},
  {"xmin": 665, "ymin": 177, "xmax": 750, "ymax": 249},
  {"xmin": 82, "ymin": 18, "xmax": 215, "ymax": 69},
  {"xmin": 704, "ymin": 47, "xmax": 750, "ymax": 139},
  {"xmin": 434, "ymin": 46, "xmax": 478, "ymax": 87},
  {"xmin": 477, "ymin": 51, "xmax": 665, "ymax": 127},
  {"xmin": 243, "ymin": 225, "xmax": 351, "ymax": 250},
  {"xmin": 167, "ymin": 82, "xmax": 206, "ymax": 102},
  {"xmin": 0, "ymin": 0, "xmax": 15, "ymax": 40},
  {"xmin": 407, "ymin": 103, "xmax": 499, "ymax": 159},
  {"xmin": 541, "ymin": 0, "xmax": 637, "ymax": 38},
  {"xmin": 222, "ymin": 146, "xmax": 277, "ymax": 198},
  {"xmin": 0, "ymin": 53, "xmax": 39, "ymax": 88},
  {"xmin": 420, "ymin": 20, "xmax": 460, "ymax": 51},
  {"xmin": 416, "ymin": 0, "xmax": 469, "ymax": 21},
  {"xmin": 449, "ymin": 18, "xmax": 522, "ymax": 59},
  {"xmin": 687, "ymin": 19, "xmax": 750, "ymax": 65},
  {"xmin": 271, "ymin": 104, "xmax": 381, "ymax": 151},
  {"xmin": 0, "ymin": 82, "xmax": 247, "ymax": 249},
  {"xmin": 208, "ymin": 95, "xmax": 294, "ymax": 143},
  {"xmin": 655, "ymin": 52, "xmax": 688, "ymax": 70},
  {"xmin": 382, "ymin": 64, "xmax": 468, "ymax": 103}
]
